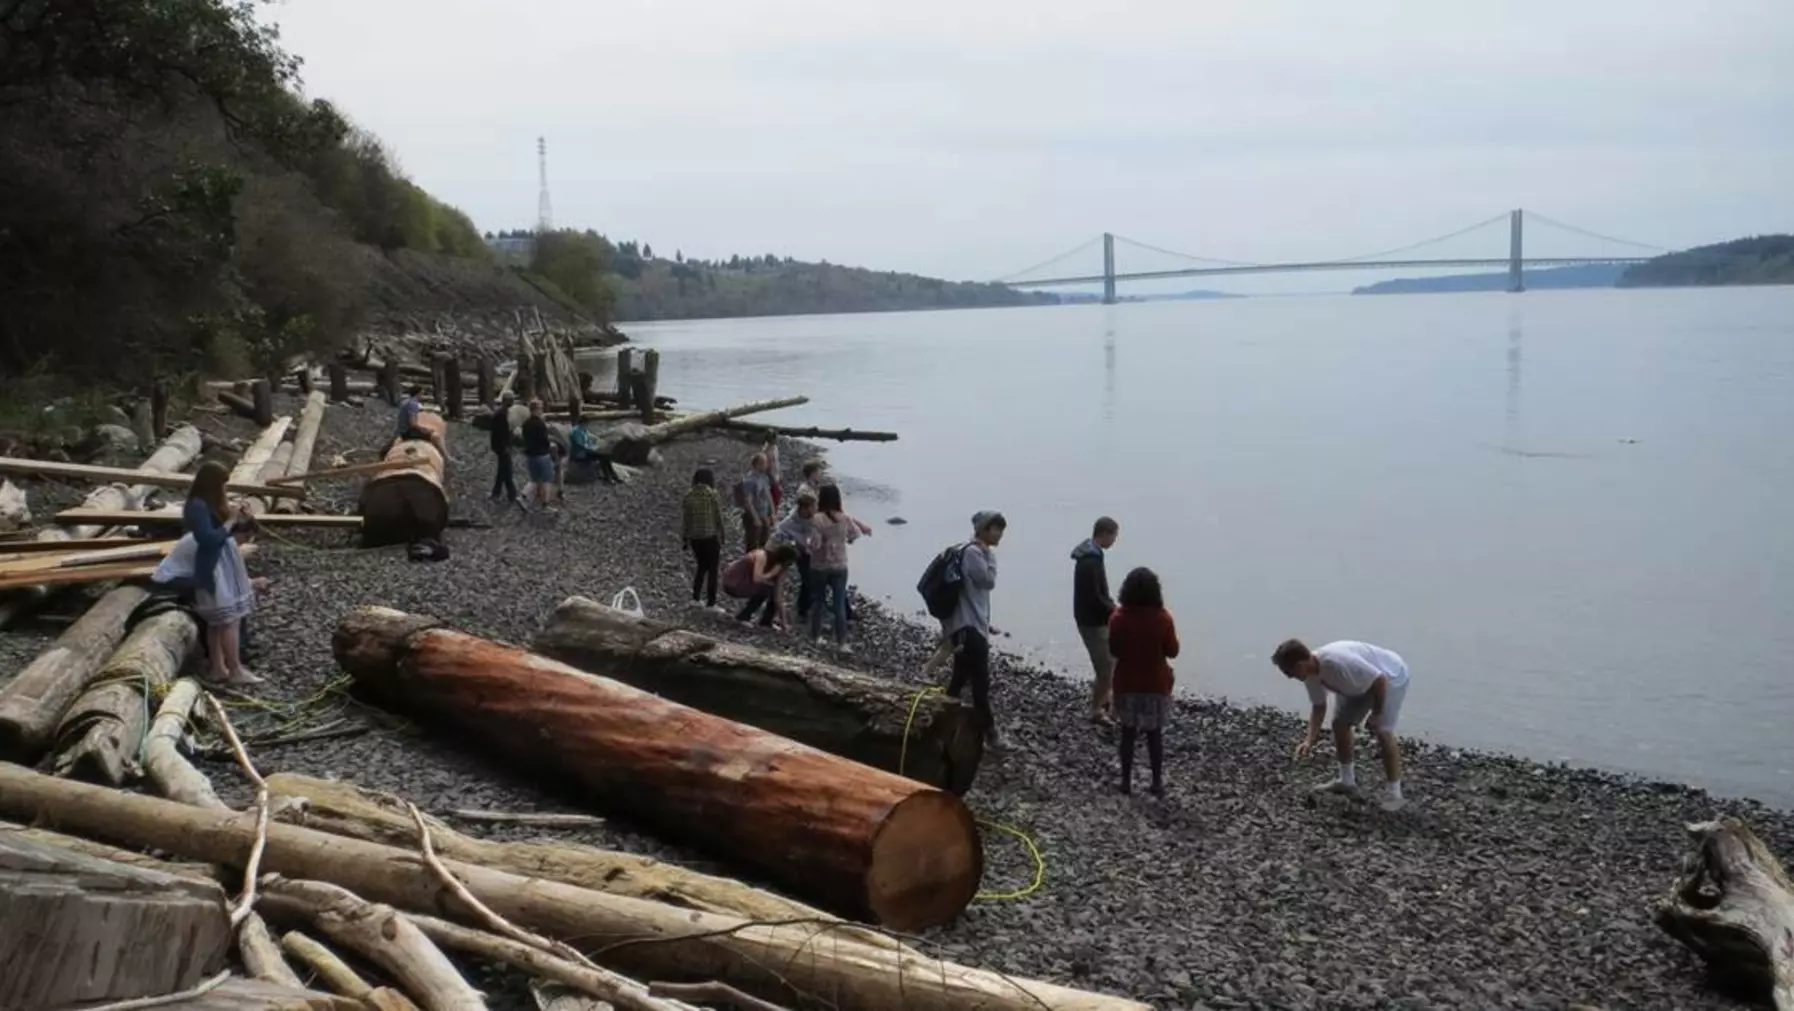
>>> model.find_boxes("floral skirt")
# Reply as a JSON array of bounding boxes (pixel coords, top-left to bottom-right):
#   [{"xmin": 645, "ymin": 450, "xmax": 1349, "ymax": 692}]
[
  {"xmin": 1115, "ymin": 692, "xmax": 1171, "ymax": 731},
  {"xmin": 195, "ymin": 539, "xmax": 256, "ymax": 626}
]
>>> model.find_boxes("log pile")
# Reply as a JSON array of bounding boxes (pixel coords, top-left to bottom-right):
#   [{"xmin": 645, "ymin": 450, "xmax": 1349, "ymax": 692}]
[
  {"xmin": 535, "ymin": 596, "xmax": 983, "ymax": 793},
  {"xmin": 332, "ymin": 606, "xmax": 982, "ymax": 930}
]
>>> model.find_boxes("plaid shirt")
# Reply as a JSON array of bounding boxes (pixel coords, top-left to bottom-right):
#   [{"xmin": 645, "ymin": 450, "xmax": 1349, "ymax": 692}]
[{"xmin": 681, "ymin": 486, "xmax": 725, "ymax": 540}]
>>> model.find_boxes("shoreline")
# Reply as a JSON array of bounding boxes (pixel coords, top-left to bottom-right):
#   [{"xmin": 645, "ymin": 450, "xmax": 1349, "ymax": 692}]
[{"xmin": 3, "ymin": 393, "xmax": 1791, "ymax": 1009}]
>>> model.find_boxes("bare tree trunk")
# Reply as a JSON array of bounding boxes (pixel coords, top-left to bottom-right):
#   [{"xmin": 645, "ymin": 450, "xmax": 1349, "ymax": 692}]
[
  {"xmin": 51, "ymin": 607, "xmax": 200, "ymax": 785},
  {"xmin": 0, "ymin": 585, "xmax": 149, "ymax": 760}
]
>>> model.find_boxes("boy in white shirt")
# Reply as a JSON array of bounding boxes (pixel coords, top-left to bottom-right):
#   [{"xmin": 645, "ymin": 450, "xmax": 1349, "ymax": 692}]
[{"xmin": 1273, "ymin": 638, "xmax": 1411, "ymax": 811}]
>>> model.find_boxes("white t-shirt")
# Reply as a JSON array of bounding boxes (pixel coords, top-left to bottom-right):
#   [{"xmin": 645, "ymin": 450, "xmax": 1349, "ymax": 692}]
[
  {"xmin": 1303, "ymin": 640, "xmax": 1409, "ymax": 705},
  {"xmin": 152, "ymin": 534, "xmax": 199, "ymax": 584}
]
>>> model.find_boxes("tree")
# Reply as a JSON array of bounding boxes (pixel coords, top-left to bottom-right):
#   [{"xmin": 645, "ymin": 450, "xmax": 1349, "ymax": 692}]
[{"xmin": 643, "ymin": 243, "xmax": 654, "ymax": 259}]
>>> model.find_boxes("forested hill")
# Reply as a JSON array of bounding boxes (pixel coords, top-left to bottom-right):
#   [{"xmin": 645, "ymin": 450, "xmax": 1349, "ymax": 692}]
[
  {"xmin": 0, "ymin": 0, "xmax": 585, "ymax": 387},
  {"xmin": 1619, "ymin": 235, "xmax": 1794, "ymax": 287},
  {"xmin": 494, "ymin": 234, "xmax": 1058, "ymax": 321}
]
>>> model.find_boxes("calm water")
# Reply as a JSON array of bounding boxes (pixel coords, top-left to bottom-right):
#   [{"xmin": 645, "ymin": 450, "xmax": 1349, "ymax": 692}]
[{"xmin": 617, "ymin": 289, "xmax": 1794, "ymax": 805}]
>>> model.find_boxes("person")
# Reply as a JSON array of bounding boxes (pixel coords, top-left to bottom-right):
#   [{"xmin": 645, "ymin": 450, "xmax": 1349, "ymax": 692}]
[
  {"xmin": 737, "ymin": 453, "xmax": 775, "ymax": 551},
  {"xmin": 520, "ymin": 398, "xmax": 555, "ymax": 509},
  {"xmin": 169, "ymin": 461, "xmax": 261, "ymax": 686},
  {"xmin": 796, "ymin": 460, "xmax": 826, "ymax": 501},
  {"xmin": 1072, "ymin": 516, "xmax": 1121, "ymax": 724},
  {"xmin": 944, "ymin": 510, "xmax": 1006, "ymax": 747},
  {"xmin": 1108, "ymin": 567, "xmax": 1179, "ymax": 796},
  {"xmin": 681, "ymin": 468, "xmax": 727, "ymax": 609},
  {"xmin": 568, "ymin": 424, "xmax": 621, "ymax": 484},
  {"xmin": 1273, "ymin": 638, "xmax": 1412, "ymax": 812},
  {"xmin": 395, "ymin": 385, "xmax": 424, "ymax": 441},
  {"xmin": 792, "ymin": 459, "xmax": 870, "ymax": 620},
  {"xmin": 806, "ymin": 484, "xmax": 866, "ymax": 653},
  {"xmin": 763, "ymin": 434, "xmax": 783, "ymax": 512},
  {"xmin": 488, "ymin": 392, "xmax": 520, "ymax": 506},
  {"xmin": 723, "ymin": 542, "xmax": 798, "ymax": 628},
  {"xmin": 772, "ymin": 489, "xmax": 819, "ymax": 622}
]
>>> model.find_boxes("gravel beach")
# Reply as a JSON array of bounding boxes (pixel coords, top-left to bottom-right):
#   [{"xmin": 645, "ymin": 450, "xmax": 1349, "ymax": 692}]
[{"xmin": 4, "ymin": 392, "xmax": 1791, "ymax": 1011}]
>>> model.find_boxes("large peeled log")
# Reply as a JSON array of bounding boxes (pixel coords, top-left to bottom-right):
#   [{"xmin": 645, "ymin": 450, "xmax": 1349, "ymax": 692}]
[
  {"xmin": 0, "ymin": 585, "xmax": 149, "ymax": 761},
  {"xmin": 51, "ymin": 606, "xmax": 201, "ymax": 784},
  {"xmin": 332, "ymin": 606, "xmax": 982, "ymax": 930},
  {"xmin": 535, "ymin": 597, "xmax": 982, "ymax": 793},
  {"xmin": 360, "ymin": 411, "xmax": 448, "ymax": 546},
  {"xmin": 1655, "ymin": 817, "xmax": 1794, "ymax": 1010}
]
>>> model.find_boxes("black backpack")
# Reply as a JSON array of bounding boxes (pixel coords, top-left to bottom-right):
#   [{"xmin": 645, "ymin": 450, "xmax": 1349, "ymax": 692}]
[{"xmin": 917, "ymin": 543, "xmax": 969, "ymax": 621}]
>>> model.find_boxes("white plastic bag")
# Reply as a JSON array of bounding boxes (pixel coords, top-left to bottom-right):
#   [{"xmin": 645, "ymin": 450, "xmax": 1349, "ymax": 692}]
[{"xmin": 610, "ymin": 586, "xmax": 645, "ymax": 618}]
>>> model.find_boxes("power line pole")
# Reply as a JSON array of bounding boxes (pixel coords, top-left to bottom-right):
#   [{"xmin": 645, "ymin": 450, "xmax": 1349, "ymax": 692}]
[{"xmin": 537, "ymin": 136, "xmax": 554, "ymax": 233}]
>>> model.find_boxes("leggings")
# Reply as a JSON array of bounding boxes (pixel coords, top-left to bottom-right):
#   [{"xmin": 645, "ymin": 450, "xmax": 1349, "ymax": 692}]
[
  {"xmin": 1119, "ymin": 728, "xmax": 1165, "ymax": 792},
  {"xmin": 689, "ymin": 537, "xmax": 720, "ymax": 606},
  {"xmin": 945, "ymin": 628, "xmax": 993, "ymax": 735}
]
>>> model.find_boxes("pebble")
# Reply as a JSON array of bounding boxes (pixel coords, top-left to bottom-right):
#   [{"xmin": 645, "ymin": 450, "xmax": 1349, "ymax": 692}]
[{"xmin": 4, "ymin": 390, "xmax": 1790, "ymax": 1011}]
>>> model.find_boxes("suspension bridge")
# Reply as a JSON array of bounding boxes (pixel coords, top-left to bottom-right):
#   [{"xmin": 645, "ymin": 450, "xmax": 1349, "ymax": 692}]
[{"xmin": 996, "ymin": 209, "xmax": 1663, "ymax": 302}]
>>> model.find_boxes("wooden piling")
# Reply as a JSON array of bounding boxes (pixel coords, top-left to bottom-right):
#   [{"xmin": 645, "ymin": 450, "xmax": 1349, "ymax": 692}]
[
  {"xmin": 444, "ymin": 358, "xmax": 464, "ymax": 420},
  {"xmin": 251, "ymin": 379, "xmax": 274, "ymax": 427},
  {"xmin": 328, "ymin": 362, "xmax": 349, "ymax": 404},
  {"xmin": 475, "ymin": 358, "xmax": 494, "ymax": 408}
]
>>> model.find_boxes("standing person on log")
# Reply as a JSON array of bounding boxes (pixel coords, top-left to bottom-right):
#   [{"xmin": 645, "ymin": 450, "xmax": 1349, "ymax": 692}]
[
  {"xmin": 681, "ymin": 468, "xmax": 727, "ymax": 611},
  {"xmin": 773, "ymin": 488, "xmax": 819, "ymax": 624},
  {"xmin": 806, "ymin": 484, "xmax": 867, "ymax": 654},
  {"xmin": 1273, "ymin": 638, "xmax": 1411, "ymax": 812},
  {"xmin": 392, "ymin": 385, "xmax": 424, "ymax": 448},
  {"xmin": 1108, "ymin": 567, "xmax": 1178, "ymax": 796},
  {"xmin": 737, "ymin": 452, "xmax": 775, "ymax": 552},
  {"xmin": 1072, "ymin": 517, "xmax": 1122, "ymax": 724},
  {"xmin": 171, "ymin": 462, "xmax": 261, "ymax": 686},
  {"xmin": 520, "ymin": 399, "xmax": 556, "ymax": 511},
  {"xmin": 488, "ymin": 392, "xmax": 521, "ymax": 508},
  {"xmin": 944, "ymin": 511, "xmax": 1006, "ymax": 748},
  {"xmin": 724, "ymin": 542, "xmax": 797, "ymax": 629}
]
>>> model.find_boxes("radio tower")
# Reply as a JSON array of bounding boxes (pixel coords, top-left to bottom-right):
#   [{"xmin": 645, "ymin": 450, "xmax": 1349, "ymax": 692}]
[{"xmin": 536, "ymin": 136, "xmax": 554, "ymax": 233}]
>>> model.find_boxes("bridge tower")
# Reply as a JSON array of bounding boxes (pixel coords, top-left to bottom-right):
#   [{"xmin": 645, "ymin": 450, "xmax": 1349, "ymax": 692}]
[
  {"xmin": 1507, "ymin": 208, "xmax": 1524, "ymax": 293},
  {"xmin": 1101, "ymin": 233, "xmax": 1117, "ymax": 305}
]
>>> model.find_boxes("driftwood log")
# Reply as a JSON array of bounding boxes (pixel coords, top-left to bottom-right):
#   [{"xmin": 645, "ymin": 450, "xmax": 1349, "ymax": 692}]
[
  {"xmin": 333, "ymin": 606, "xmax": 981, "ymax": 929},
  {"xmin": 143, "ymin": 678, "xmax": 224, "ymax": 809},
  {"xmin": 1655, "ymin": 817, "xmax": 1794, "ymax": 1009},
  {"xmin": 279, "ymin": 390, "xmax": 329, "ymax": 513},
  {"xmin": 710, "ymin": 420, "xmax": 899, "ymax": 443},
  {"xmin": 0, "ymin": 764, "xmax": 1149, "ymax": 1011},
  {"xmin": 51, "ymin": 605, "xmax": 201, "ymax": 784},
  {"xmin": 608, "ymin": 396, "xmax": 808, "ymax": 466},
  {"xmin": 0, "ymin": 831, "xmax": 231, "ymax": 1009},
  {"xmin": 360, "ymin": 411, "xmax": 448, "ymax": 546},
  {"xmin": 281, "ymin": 930, "xmax": 423, "ymax": 1010},
  {"xmin": 0, "ymin": 584, "xmax": 149, "ymax": 760},
  {"xmin": 535, "ymin": 598, "xmax": 981, "ymax": 794},
  {"xmin": 263, "ymin": 773, "xmax": 887, "ymax": 946}
]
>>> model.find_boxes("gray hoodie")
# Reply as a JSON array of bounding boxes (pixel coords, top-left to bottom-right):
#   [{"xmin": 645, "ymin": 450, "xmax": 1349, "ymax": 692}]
[{"xmin": 943, "ymin": 542, "xmax": 997, "ymax": 639}]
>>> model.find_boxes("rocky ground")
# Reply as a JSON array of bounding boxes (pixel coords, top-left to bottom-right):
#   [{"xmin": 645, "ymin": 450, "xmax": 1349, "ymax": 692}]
[{"xmin": 4, "ymin": 391, "xmax": 1792, "ymax": 1011}]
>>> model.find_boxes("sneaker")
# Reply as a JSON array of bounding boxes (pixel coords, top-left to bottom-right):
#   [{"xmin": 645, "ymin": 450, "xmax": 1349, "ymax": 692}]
[
  {"xmin": 814, "ymin": 636, "xmax": 829, "ymax": 647},
  {"xmin": 1378, "ymin": 791, "xmax": 1408, "ymax": 813},
  {"xmin": 837, "ymin": 643, "xmax": 854, "ymax": 656},
  {"xmin": 1311, "ymin": 778, "xmax": 1358, "ymax": 796}
]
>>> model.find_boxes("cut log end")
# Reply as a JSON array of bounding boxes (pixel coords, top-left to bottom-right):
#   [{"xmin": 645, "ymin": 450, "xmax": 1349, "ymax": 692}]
[
  {"xmin": 1655, "ymin": 817, "xmax": 1794, "ymax": 1010},
  {"xmin": 359, "ymin": 414, "xmax": 448, "ymax": 547},
  {"xmin": 868, "ymin": 790, "xmax": 982, "ymax": 931}
]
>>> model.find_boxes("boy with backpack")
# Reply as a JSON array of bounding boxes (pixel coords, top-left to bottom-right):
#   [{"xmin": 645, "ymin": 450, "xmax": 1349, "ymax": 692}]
[{"xmin": 919, "ymin": 510, "xmax": 1006, "ymax": 746}]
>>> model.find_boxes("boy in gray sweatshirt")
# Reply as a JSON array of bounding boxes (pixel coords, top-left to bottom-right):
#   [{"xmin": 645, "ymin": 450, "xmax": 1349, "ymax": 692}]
[{"xmin": 944, "ymin": 510, "xmax": 1006, "ymax": 747}]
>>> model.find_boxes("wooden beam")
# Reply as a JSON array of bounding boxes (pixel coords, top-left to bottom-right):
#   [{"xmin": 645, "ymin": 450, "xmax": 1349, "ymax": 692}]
[
  {"xmin": 268, "ymin": 458, "xmax": 411, "ymax": 487},
  {"xmin": 0, "ymin": 537, "xmax": 142, "ymax": 557},
  {"xmin": 56, "ymin": 509, "xmax": 361, "ymax": 530},
  {"xmin": 0, "ymin": 457, "xmax": 304, "ymax": 500}
]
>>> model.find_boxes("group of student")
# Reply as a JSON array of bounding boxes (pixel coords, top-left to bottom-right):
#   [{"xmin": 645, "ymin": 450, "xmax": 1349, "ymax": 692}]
[
  {"xmin": 682, "ymin": 487, "xmax": 1416, "ymax": 811},
  {"xmin": 481, "ymin": 391, "xmax": 622, "ymax": 511},
  {"xmin": 679, "ymin": 449, "xmax": 873, "ymax": 652}
]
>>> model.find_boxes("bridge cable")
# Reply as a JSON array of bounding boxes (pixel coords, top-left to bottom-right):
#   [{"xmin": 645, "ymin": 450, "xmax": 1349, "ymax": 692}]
[
  {"xmin": 1523, "ymin": 212, "xmax": 1666, "ymax": 252},
  {"xmin": 1318, "ymin": 212, "xmax": 1512, "ymax": 264},
  {"xmin": 992, "ymin": 236, "xmax": 1104, "ymax": 283},
  {"xmin": 1110, "ymin": 235, "xmax": 1261, "ymax": 268}
]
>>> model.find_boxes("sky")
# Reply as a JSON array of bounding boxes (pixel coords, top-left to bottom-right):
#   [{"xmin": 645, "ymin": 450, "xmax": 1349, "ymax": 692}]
[{"xmin": 265, "ymin": 1, "xmax": 1794, "ymax": 292}]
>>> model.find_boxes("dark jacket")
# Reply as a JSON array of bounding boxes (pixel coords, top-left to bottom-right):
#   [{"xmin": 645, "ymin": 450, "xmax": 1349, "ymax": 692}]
[
  {"xmin": 520, "ymin": 416, "xmax": 552, "ymax": 458},
  {"xmin": 182, "ymin": 496, "xmax": 233, "ymax": 595},
  {"xmin": 1071, "ymin": 539, "xmax": 1115, "ymax": 628},
  {"xmin": 1108, "ymin": 605, "xmax": 1180, "ymax": 696},
  {"xmin": 489, "ymin": 408, "xmax": 513, "ymax": 453}
]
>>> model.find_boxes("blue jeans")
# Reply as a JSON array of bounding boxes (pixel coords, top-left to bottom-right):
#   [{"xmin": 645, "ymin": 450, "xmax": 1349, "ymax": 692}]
[{"xmin": 808, "ymin": 569, "xmax": 849, "ymax": 644}]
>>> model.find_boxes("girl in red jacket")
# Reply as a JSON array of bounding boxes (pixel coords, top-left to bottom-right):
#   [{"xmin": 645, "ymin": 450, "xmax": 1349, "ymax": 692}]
[{"xmin": 1108, "ymin": 567, "xmax": 1180, "ymax": 795}]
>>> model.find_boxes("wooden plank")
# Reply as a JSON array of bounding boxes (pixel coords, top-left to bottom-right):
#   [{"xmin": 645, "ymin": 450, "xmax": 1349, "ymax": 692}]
[
  {"xmin": 268, "ymin": 457, "xmax": 410, "ymax": 487},
  {"xmin": 0, "ymin": 456, "xmax": 304, "ymax": 500},
  {"xmin": 0, "ymin": 536, "xmax": 142, "ymax": 557},
  {"xmin": 0, "ymin": 831, "xmax": 232, "ymax": 1009},
  {"xmin": 57, "ymin": 509, "xmax": 362, "ymax": 530},
  {"xmin": 0, "ymin": 540, "xmax": 175, "ymax": 577},
  {"xmin": 0, "ymin": 544, "xmax": 257, "ymax": 592}
]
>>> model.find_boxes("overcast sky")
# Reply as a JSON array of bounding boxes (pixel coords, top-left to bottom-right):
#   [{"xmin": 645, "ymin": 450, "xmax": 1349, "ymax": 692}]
[{"xmin": 267, "ymin": 1, "xmax": 1794, "ymax": 288}]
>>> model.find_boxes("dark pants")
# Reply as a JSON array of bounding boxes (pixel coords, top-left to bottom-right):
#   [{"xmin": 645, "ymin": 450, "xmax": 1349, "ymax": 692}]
[
  {"xmin": 491, "ymin": 452, "xmax": 517, "ymax": 500},
  {"xmin": 735, "ymin": 585, "xmax": 777, "ymax": 626},
  {"xmin": 595, "ymin": 453, "xmax": 620, "ymax": 483},
  {"xmin": 808, "ymin": 569, "xmax": 849, "ymax": 643},
  {"xmin": 1119, "ymin": 728, "xmax": 1165, "ymax": 794},
  {"xmin": 689, "ymin": 536, "xmax": 721, "ymax": 606},
  {"xmin": 794, "ymin": 551, "xmax": 814, "ymax": 618},
  {"xmin": 741, "ymin": 512, "xmax": 767, "ymax": 552},
  {"xmin": 946, "ymin": 628, "xmax": 993, "ymax": 734}
]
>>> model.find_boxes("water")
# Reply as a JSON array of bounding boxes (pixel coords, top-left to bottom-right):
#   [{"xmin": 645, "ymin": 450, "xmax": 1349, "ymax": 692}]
[{"xmin": 617, "ymin": 288, "xmax": 1794, "ymax": 805}]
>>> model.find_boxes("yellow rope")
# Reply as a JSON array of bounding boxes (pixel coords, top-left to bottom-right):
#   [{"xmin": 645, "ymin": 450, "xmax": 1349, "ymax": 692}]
[{"xmin": 900, "ymin": 684, "xmax": 1046, "ymax": 903}]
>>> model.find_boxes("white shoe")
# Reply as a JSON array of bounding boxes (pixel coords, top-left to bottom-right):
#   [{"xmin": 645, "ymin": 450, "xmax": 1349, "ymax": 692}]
[
  {"xmin": 814, "ymin": 637, "xmax": 828, "ymax": 647},
  {"xmin": 1311, "ymin": 778, "xmax": 1358, "ymax": 796},
  {"xmin": 1379, "ymin": 791, "xmax": 1408, "ymax": 812},
  {"xmin": 837, "ymin": 643, "xmax": 854, "ymax": 656}
]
